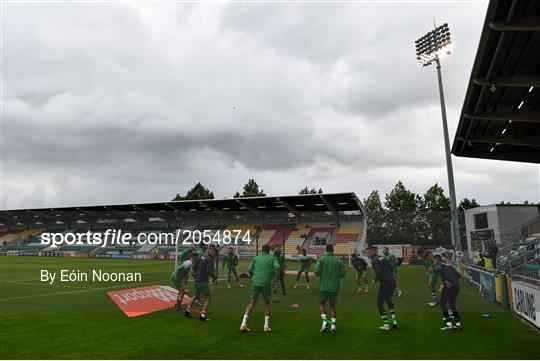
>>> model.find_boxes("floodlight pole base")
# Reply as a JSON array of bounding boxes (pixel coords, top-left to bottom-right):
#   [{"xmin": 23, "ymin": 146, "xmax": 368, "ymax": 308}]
[{"xmin": 435, "ymin": 59, "xmax": 461, "ymax": 254}]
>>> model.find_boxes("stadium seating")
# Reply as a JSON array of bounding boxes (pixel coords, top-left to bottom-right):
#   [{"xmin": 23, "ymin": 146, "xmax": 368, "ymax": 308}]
[
  {"xmin": 240, "ymin": 223, "xmax": 310, "ymax": 255},
  {"xmin": 0, "ymin": 228, "xmax": 43, "ymax": 242},
  {"xmin": 0, "ymin": 232, "xmax": 21, "ymax": 242},
  {"xmin": 0, "ymin": 218, "xmax": 365, "ymax": 260},
  {"xmin": 284, "ymin": 230, "xmax": 306, "ymax": 254},
  {"xmin": 59, "ymin": 245, "xmax": 97, "ymax": 252},
  {"xmin": 268, "ymin": 228, "xmax": 292, "ymax": 246},
  {"xmin": 224, "ymin": 223, "xmax": 258, "ymax": 236},
  {"xmin": 14, "ymin": 228, "xmax": 43, "ymax": 238},
  {"xmin": 307, "ymin": 223, "xmax": 334, "ymax": 239},
  {"xmin": 307, "ymin": 244, "xmax": 325, "ymax": 256},
  {"xmin": 327, "ymin": 221, "xmax": 361, "ymax": 255},
  {"xmin": 136, "ymin": 243, "xmax": 158, "ymax": 253},
  {"xmin": 257, "ymin": 229, "xmax": 276, "ymax": 245},
  {"xmin": 156, "ymin": 245, "xmax": 176, "ymax": 255},
  {"xmin": 333, "ymin": 242, "xmax": 356, "ymax": 255}
]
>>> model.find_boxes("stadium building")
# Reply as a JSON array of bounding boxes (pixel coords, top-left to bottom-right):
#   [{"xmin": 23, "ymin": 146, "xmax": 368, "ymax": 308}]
[
  {"xmin": 0, "ymin": 193, "xmax": 367, "ymax": 261},
  {"xmin": 465, "ymin": 203, "xmax": 540, "ymax": 256}
]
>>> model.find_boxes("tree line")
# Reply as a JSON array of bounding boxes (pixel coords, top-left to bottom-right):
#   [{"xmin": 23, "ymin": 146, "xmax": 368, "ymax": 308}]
[
  {"xmin": 363, "ymin": 181, "xmax": 479, "ymax": 247},
  {"xmin": 172, "ymin": 179, "xmax": 483, "ymax": 247},
  {"xmin": 172, "ymin": 179, "xmax": 323, "ymax": 201}
]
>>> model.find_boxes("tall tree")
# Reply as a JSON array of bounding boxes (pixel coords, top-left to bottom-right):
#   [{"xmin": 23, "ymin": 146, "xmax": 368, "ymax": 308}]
[
  {"xmin": 299, "ymin": 186, "xmax": 323, "ymax": 194},
  {"xmin": 172, "ymin": 182, "xmax": 215, "ymax": 201},
  {"xmin": 458, "ymin": 197, "xmax": 480, "ymax": 247},
  {"xmin": 363, "ymin": 190, "xmax": 387, "ymax": 245},
  {"xmin": 422, "ymin": 184, "xmax": 451, "ymax": 246},
  {"xmin": 384, "ymin": 181, "xmax": 421, "ymax": 244},
  {"xmin": 234, "ymin": 179, "xmax": 266, "ymax": 198}
]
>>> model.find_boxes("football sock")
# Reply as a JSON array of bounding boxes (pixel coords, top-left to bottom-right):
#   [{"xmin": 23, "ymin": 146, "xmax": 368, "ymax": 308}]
[
  {"xmin": 241, "ymin": 314, "xmax": 248, "ymax": 327},
  {"xmin": 442, "ymin": 311, "xmax": 452, "ymax": 326},
  {"xmin": 380, "ymin": 311, "xmax": 387, "ymax": 324},
  {"xmin": 330, "ymin": 318, "xmax": 336, "ymax": 329},
  {"xmin": 321, "ymin": 314, "xmax": 328, "ymax": 329},
  {"xmin": 390, "ymin": 309, "xmax": 396, "ymax": 323},
  {"xmin": 264, "ymin": 316, "xmax": 270, "ymax": 328}
]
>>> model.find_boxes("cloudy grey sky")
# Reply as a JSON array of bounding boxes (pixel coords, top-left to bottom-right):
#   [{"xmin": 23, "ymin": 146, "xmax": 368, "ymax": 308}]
[{"xmin": 2, "ymin": 1, "xmax": 539, "ymax": 210}]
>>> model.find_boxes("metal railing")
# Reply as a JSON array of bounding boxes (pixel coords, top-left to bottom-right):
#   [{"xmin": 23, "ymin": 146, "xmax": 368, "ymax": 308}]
[
  {"xmin": 506, "ymin": 246, "xmax": 539, "ymax": 282},
  {"xmin": 470, "ymin": 215, "xmax": 540, "ymax": 256},
  {"xmin": 510, "ymin": 273, "xmax": 540, "ymax": 288}
]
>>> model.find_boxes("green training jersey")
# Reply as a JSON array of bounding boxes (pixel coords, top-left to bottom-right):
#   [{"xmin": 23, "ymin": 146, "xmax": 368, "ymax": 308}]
[
  {"xmin": 298, "ymin": 254, "xmax": 313, "ymax": 271},
  {"xmin": 191, "ymin": 248, "xmax": 207, "ymax": 276},
  {"xmin": 274, "ymin": 253, "xmax": 285, "ymax": 270},
  {"xmin": 314, "ymin": 252, "xmax": 346, "ymax": 293},
  {"xmin": 179, "ymin": 248, "xmax": 193, "ymax": 263},
  {"xmin": 248, "ymin": 251, "xmax": 280, "ymax": 288},
  {"xmin": 424, "ymin": 259, "xmax": 436, "ymax": 274},
  {"xmin": 171, "ymin": 259, "xmax": 193, "ymax": 282},
  {"xmin": 222, "ymin": 253, "xmax": 239, "ymax": 269},
  {"xmin": 384, "ymin": 252, "xmax": 397, "ymax": 269}
]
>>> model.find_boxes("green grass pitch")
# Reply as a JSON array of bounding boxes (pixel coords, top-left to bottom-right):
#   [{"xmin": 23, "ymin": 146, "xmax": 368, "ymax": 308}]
[{"xmin": 1, "ymin": 255, "xmax": 538, "ymax": 359}]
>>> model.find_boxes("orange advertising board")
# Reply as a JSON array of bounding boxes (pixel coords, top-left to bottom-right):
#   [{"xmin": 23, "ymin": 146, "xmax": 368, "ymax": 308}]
[
  {"xmin": 62, "ymin": 252, "xmax": 89, "ymax": 258},
  {"xmin": 107, "ymin": 285, "xmax": 191, "ymax": 317}
]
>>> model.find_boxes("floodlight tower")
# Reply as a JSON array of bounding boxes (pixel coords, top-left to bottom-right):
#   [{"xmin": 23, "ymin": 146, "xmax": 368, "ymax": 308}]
[{"xmin": 415, "ymin": 23, "xmax": 461, "ymax": 253}]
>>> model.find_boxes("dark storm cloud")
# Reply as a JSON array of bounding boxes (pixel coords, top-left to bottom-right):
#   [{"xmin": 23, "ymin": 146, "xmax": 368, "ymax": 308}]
[{"xmin": 2, "ymin": 2, "xmax": 538, "ymax": 209}]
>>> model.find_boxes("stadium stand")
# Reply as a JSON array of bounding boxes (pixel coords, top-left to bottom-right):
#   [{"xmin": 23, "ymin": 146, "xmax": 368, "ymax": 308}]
[
  {"xmin": 283, "ymin": 230, "xmax": 306, "ymax": 254},
  {"xmin": 0, "ymin": 193, "xmax": 367, "ymax": 260},
  {"xmin": 0, "ymin": 228, "xmax": 45, "ymax": 254},
  {"xmin": 255, "ymin": 228, "xmax": 275, "ymax": 246},
  {"xmin": 267, "ymin": 225, "xmax": 293, "ymax": 247},
  {"xmin": 16, "ymin": 228, "xmax": 43, "ymax": 237},
  {"xmin": 136, "ymin": 243, "xmax": 158, "ymax": 254},
  {"xmin": 331, "ymin": 221, "xmax": 362, "ymax": 256}
]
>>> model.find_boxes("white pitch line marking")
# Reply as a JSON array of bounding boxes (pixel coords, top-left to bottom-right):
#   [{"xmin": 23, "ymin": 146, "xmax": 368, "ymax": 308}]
[
  {"xmin": 4, "ymin": 280, "xmax": 90, "ymax": 289},
  {"xmin": 0, "ymin": 281, "xmax": 157, "ymax": 301}
]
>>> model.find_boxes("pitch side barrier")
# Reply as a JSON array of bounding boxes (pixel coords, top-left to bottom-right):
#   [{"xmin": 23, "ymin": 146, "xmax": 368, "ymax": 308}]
[
  {"xmin": 509, "ymin": 275, "xmax": 540, "ymax": 329},
  {"xmin": 461, "ymin": 263, "xmax": 533, "ymax": 323},
  {"xmin": 462, "ymin": 264, "xmax": 500, "ymax": 303}
]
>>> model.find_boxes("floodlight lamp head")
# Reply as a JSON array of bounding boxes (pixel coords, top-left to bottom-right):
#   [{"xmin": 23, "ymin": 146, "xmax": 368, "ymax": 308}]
[{"xmin": 415, "ymin": 23, "xmax": 452, "ymax": 67}]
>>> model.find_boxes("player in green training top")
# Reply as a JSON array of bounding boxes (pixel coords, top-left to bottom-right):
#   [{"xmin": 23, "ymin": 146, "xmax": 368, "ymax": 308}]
[
  {"xmin": 383, "ymin": 247, "xmax": 402, "ymax": 297},
  {"xmin": 191, "ymin": 244, "xmax": 208, "ymax": 277},
  {"xmin": 424, "ymin": 250, "xmax": 440, "ymax": 306},
  {"xmin": 240, "ymin": 244, "xmax": 280, "ymax": 333},
  {"xmin": 272, "ymin": 247, "xmax": 287, "ymax": 295},
  {"xmin": 222, "ymin": 247, "xmax": 243, "ymax": 288},
  {"xmin": 171, "ymin": 252, "xmax": 198, "ymax": 311},
  {"xmin": 314, "ymin": 244, "xmax": 346, "ymax": 334},
  {"xmin": 178, "ymin": 247, "xmax": 196, "ymax": 283},
  {"xmin": 294, "ymin": 248, "xmax": 314, "ymax": 289},
  {"xmin": 351, "ymin": 253, "xmax": 369, "ymax": 293},
  {"xmin": 184, "ymin": 247, "xmax": 217, "ymax": 321},
  {"xmin": 179, "ymin": 246, "xmax": 196, "ymax": 262}
]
